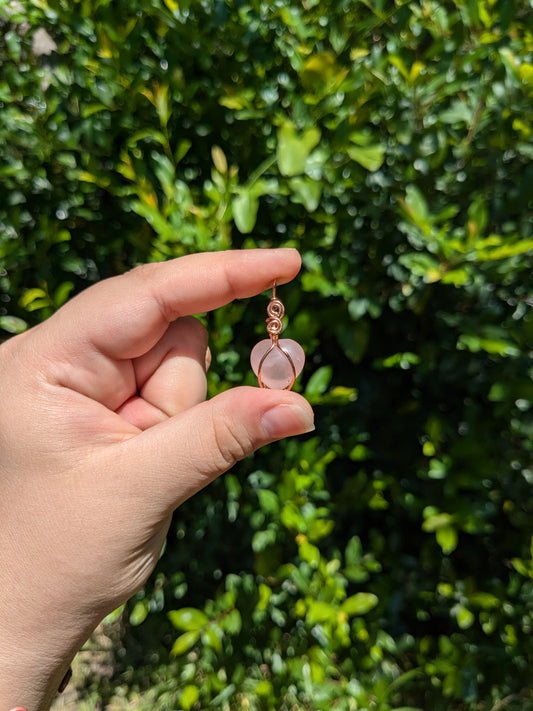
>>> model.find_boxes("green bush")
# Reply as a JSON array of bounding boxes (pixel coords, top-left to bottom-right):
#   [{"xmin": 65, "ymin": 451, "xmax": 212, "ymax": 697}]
[{"xmin": 2, "ymin": 1, "xmax": 533, "ymax": 709}]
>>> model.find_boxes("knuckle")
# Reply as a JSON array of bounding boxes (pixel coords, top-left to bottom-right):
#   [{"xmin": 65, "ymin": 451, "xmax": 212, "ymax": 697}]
[
  {"xmin": 211, "ymin": 411, "xmax": 253, "ymax": 471},
  {"xmin": 127, "ymin": 264, "xmax": 180, "ymax": 323}
]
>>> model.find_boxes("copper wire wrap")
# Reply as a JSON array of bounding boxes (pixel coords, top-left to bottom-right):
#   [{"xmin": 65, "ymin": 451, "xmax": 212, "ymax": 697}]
[
  {"xmin": 265, "ymin": 283, "xmax": 284, "ymax": 344},
  {"xmin": 257, "ymin": 282, "xmax": 297, "ymax": 390}
]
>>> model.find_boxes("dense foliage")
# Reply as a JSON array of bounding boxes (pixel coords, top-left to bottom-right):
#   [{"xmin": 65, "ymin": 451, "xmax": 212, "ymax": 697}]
[{"xmin": 2, "ymin": 0, "xmax": 533, "ymax": 709}]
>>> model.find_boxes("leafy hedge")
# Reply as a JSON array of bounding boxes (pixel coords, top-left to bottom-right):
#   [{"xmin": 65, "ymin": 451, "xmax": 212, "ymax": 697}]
[{"xmin": 2, "ymin": 1, "xmax": 533, "ymax": 709}]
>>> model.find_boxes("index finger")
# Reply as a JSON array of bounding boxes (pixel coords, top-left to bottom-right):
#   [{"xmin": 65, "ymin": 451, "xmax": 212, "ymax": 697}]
[{"xmin": 48, "ymin": 248, "xmax": 302, "ymax": 360}]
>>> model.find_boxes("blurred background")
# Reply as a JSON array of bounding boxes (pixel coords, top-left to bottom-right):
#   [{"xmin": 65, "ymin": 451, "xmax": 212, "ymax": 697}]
[{"xmin": 1, "ymin": 1, "xmax": 533, "ymax": 709}]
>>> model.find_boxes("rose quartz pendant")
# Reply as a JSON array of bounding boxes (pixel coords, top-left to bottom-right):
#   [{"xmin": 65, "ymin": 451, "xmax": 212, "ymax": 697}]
[
  {"xmin": 251, "ymin": 338, "xmax": 305, "ymax": 390},
  {"xmin": 250, "ymin": 284, "xmax": 305, "ymax": 390}
]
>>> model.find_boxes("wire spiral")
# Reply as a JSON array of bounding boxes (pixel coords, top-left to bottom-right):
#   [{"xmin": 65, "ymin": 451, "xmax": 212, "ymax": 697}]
[{"xmin": 266, "ymin": 296, "xmax": 285, "ymax": 338}]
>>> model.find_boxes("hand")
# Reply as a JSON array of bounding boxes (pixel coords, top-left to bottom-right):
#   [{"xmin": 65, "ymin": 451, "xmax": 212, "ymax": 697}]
[{"xmin": 0, "ymin": 249, "xmax": 314, "ymax": 711}]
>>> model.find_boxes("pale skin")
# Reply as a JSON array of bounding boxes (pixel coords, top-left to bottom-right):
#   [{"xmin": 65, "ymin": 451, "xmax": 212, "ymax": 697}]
[{"xmin": 0, "ymin": 249, "xmax": 314, "ymax": 711}]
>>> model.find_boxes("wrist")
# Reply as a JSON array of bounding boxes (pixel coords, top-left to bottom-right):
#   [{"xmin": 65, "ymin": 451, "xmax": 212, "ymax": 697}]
[
  {"xmin": 0, "ymin": 558, "xmax": 80, "ymax": 711},
  {"xmin": 0, "ymin": 583, "xmax": 80, "ymax": 711},
  {"xmin": 0, "ymin": 509, "xmax": 91, "ymax": 710},
  {"xmin": 0, "ymin": 637, "xmax": 74, "ymax": 711}
]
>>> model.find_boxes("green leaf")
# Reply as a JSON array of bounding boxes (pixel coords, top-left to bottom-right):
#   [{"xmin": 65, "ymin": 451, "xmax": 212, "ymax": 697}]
[
  {"xmin": 257, "ymin": 583, "xmax": 272, "ymax": 611},
  {"xmin": 257, "ymin": 488, "xmax": 280, "ymax": 514},
  {"xmin": 211, "ymin": 145, "xmax": 228, "ymax": 174},
  {"xmin": 304, "ymin": 365, "xmax": 333, "ymax": 402},
  {"xmin": 455, "ymin": 605, "xmax": 475, "ymax": 630},
  {"xmin": 171, "ymin": 630, "xmax": 199, "ymax": 656},
  {"xmin": 130, "ymin": 200, "xmax": 173, "ymax": 239},
  {"xmin": 467, "ymin": 196, "xmax": 488, "ymax": 237},
  {"xmin": 422, "ymin": 512, "xmax": 454, "ymax": 532},
  {"xmin": 129, "ymin": 599, "xmax": 149, "ymax": 626},
  {"xmin": 375, "ymin": 352, "xmax": 421, "ymax": 370},
  {"xmin": 289, "ymin": 176, "xmax": 322, "ymax": 211},
  {"xmin": 389, "ymin": 54, "xmax": 410, "ymax": 81},
  {"xmin": 341, "ymin": 592, "xmax": 379, "ymax": 617},
  {"xmin": 457, "ymin": 334, "xmax": 520, "ymax": 357},
  {"xmin": 202, "ymin": 626, "xmax": 223, "ymax": 654},
  {"xmin": 439, "ymin": 99, "xmax": 473, "ymax": 125},
  {"xmin": 476, "ymin": 238, "xmax": 533, "ymax": 261},
  {"xmin": 298, "ymin": 539, "xmax": 321, "ymax": 566},
  {"xmin": 5, "ymin": 30, "xmax": 21, "ymax": 62},
  {"xmin": 280, "ymin": 502, "xmax": 304, "ymax": 531},
  {"xmin": 232, "ymin": 190, "xmax": 259, "ymax": 233},
  {"xmin": 441, "ymin": 268, "xmax": 470, "ymax": 286},
  {"xmin": 152, "ymin": 153, "xmax": 176, "ymax": 195},
  {"xmin": 320, "ymin": 385, "xmax": 358, "ymax": 405},
  {"xmin": 345, "ymin": 536, "xmax": 363, "ymax": 567},
  {"xmin": 468, "ymin": 592, "xmax": 500, "ymax": 610},
  {"xmin": 511, "ymin": 558, "xmax": 531, "ymax": 577},
  {"xmin": 53, "ymin": 281, "xmax": 74, "ymax": 307},
  {"xmin": 335, "ymin": 320, "xmax": 370, "ymax": 362},
  {"xmin": 301, "ymin": 51, "xmax": 343, "ymax": 92},
  {"xmin": 436, "ymin": 525, "xmax": 458, "ymax": 555},
  {"xmin": 307, "ymin": 517, "xmax": 335, "ymax": 542},
  {"xmin": 0, "ymin": 316, "xmax": 28, "ymax": 334},
  {"xmin": 255, "ymin": 680, "xmax": 273, "ymax": 697},
  {"xmin": 306, "ymin": 601, "xmax": 336, "ymax": 624},
  {"xmin": 402, "ymin": 185, "xmax": 432, "ymax": 233},
  {"xmin": 180, "ymin": 685, "xmax": 200, "ymax": 710},
  {"xmin": 154, "ymin": 82, "xmax": 171, "ymax": 127},
  {"xmin": 210, "ymin": 683, "xmax": 236, "ymax": 706},
  {"xmin": 428, "ymin": 458, "xmax": 448, "ymax": 479},
  {"xmin": 456, "ymin": 0, "xmax": 480, "ymax": 28},
  {"xmin": 222, "ymin": 608, "xmax": 242, "ymax": 635},
  {"xmin": 398, "ymin": 252, "xmax": 440, "ymax": 278},
  {"xmin": 127, "ymin": 128, "xmax": 168, "ymax": 149},
  {"xmin": 252, "ymin": 528, "xmax": 277, "ymax": 552},
  {"xmin": 277, "ymin": 122, "xmax": 321, "ymax": 177},
  {"xmin": 168, "ymin": 607, "xmax": 209, "ymax": 632},
  {"xmin": 347, "ymin": 143, "xmax": 385, "ymax": 171},
  {"xmin": 175, "ymin": 139, "xmax": 192, "ymax": 163},
  {"xmin": 19, "ymin": 288, "xmax": 48, "ymax": 309}
]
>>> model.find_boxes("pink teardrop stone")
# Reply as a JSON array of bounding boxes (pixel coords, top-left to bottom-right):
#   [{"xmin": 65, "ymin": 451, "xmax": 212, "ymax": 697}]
[{"xmin": 250, "ymin": 339, "xmax": 305, "ymax": 390}]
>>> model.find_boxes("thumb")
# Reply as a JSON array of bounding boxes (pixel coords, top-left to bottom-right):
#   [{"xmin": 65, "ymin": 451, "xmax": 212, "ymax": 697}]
[{"xmin": 121, "ymin": 387, "xmax": 315, "ymax": 512}]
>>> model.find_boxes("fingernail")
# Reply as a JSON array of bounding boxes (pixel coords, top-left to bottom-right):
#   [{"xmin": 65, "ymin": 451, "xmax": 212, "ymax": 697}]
[{"xmin": 261, "ymin": 404, "xmax": 315, "ymax": 440}]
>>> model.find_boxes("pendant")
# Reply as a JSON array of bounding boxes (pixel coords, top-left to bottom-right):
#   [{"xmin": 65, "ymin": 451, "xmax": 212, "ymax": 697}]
[{"xmin": 250, "ymin": 283, "xmax": 305, "ymax": 390}]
